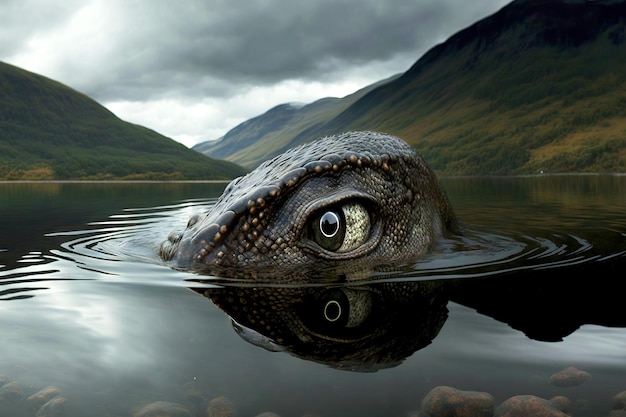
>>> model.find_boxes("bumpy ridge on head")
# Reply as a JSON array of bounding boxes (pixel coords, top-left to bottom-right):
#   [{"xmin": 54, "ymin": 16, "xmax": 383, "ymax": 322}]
[{"xmin": 212, "ymin": 131, "xmax": 415, "ymax": 216}]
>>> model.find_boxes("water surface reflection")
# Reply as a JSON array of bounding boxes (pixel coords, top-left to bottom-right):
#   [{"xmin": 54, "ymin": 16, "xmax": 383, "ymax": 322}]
[
  {"xmin": 0, "ymin": 177, "xmax": 625, "ymax": 417},
  {"xmin": 193, "ymin": 247, "xmax": 626, "ymax": 372}
]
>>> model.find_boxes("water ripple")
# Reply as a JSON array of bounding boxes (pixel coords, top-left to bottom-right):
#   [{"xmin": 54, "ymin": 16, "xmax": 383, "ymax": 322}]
[
  {"xmin": 0, "ymin": 198, "xmax": 217, "ymax": 300},
  {"xmin": 3, "ymin": 195, "xmax": 626, "ymax": 299},
  {"xmin": 57, "ymin": 200, "xmax": 626, "ymax": 286}
]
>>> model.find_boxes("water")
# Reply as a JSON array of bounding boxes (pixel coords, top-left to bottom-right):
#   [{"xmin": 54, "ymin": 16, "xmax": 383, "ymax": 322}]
[{"xmin": 1, "ymin": 176, "xmax": 625, "ymax": 417}]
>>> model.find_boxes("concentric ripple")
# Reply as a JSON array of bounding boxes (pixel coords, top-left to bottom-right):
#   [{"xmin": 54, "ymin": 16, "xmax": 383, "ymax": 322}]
[
  {"xmin": 1, "ymin": 198, "xmax": 218, "ymax": 300},
  {"xmin": 2, "ymin": 195, "xmax": 626, "ymax": 300}
]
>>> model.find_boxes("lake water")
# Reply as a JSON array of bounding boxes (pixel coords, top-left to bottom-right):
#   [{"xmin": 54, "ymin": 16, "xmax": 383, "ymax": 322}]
[{"xmin": 1, "ymin": 176, "xmax": 625, "ymax": 417}]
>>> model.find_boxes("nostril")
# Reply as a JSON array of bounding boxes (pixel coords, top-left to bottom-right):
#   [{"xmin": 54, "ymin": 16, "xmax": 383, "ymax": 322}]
[
  {"xmin": 158, "ymin": 239, "xmax": 178, "ymax": 261},
  {"xmin": 168, "ymin": 232, "xmax": 183, "ymax": 243},
  {"xmin": 187, "ymin": 215, "xmax": 199, "ymax": 228}
]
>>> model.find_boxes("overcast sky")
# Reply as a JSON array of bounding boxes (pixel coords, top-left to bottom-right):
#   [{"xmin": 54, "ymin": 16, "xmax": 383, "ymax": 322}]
[{"xmin": 1, "ymin": 0, "xmax": 510, "ymax": 147}]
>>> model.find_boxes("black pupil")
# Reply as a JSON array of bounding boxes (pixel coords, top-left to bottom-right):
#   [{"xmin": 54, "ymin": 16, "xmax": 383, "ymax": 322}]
[
  {"xmin": 320, "ymin": 211, "xmax": 340, "ymax": 237},
  {"xmin": 324, "ymin": 300, "xmax": 342, "ymax": 322}
]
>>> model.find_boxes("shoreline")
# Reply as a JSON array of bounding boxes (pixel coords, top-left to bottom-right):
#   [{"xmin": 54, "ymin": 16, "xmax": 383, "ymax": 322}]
[
  {"xmin": 0, "ymin": 179, "xmax": 232, "ymax": 184},
  {"xmin": 1, "ymin": 172, "xmax": 626, "ymax": 184}
]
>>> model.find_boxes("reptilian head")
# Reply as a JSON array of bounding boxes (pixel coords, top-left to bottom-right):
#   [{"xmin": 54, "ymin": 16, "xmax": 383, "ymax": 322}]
[{"xmin": 159, "ymin": 131, "xmax": 457, "ymax": 277}]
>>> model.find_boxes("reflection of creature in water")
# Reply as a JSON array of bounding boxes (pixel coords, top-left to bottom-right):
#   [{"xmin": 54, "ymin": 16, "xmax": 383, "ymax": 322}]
[
  {"xmin": 195, "ymin": 280, "xmax": 448, "ymax": 371},
  {"xmin": 192, "ymin": 250, "xmax": 626, "ymax": 371}
]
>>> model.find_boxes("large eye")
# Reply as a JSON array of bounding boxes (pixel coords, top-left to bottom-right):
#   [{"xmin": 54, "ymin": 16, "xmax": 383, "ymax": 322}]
[
  {"xmin": 300, "ymin": 288, "xmax": 373, "ymax": 332},
  {"xmin": 309, "ymin": 202, "xmax": 370, "ymax": 252},
  {"xmin": 312, "ymin": 209, "xmax": 345, "ymax": 251}
]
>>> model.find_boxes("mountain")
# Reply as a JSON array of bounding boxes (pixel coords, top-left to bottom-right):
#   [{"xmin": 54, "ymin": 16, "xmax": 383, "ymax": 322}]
[
  {"xmin": 195, "ymin": 0, "xmax": 626, "ymax": 175},
  {"xmin": 192, "ymin": 75, "xmax": 400, "ymax": 168},
  {"xmin": 0, "ymin": 61, "xmax": 246, "ymax": 180}
]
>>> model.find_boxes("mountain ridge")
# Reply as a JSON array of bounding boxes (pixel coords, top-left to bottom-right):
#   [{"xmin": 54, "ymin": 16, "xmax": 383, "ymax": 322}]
[
  {"xmin": 192, "ymin": 74, "xmax": 400, "ymax": 168},
  {"xmin": 195, "ymin": 0, "xmax": 626, "ymax": 175},
  {"xmin": 0, "ymin": 61, "xmax": 247, "ymax": 180}
]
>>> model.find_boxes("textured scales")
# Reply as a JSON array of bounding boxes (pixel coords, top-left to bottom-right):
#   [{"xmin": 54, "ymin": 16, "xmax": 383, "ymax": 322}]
[{"xmin": 159, "ymin": 131, "xmax": 457, "ymax": 275}]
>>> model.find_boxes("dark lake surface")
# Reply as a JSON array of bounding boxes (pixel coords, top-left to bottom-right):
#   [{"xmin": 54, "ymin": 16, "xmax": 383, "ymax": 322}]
[{"xmin": 1, "ymin": 176, "xmax": 625, "ymax": 417}]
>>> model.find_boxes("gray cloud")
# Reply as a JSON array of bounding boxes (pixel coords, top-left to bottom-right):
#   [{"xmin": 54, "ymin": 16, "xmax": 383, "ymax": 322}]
[
  {"xmin": 2, "ymin": 0, "xmax": 508, "ymax": 102},
  {"xmin": 0, "ymin": 0, "xmax": 82, "ymax": 56},
  {"xmin": 0, "ymin": 0, "xmax": 509, "ymax": 145},
  {"xmin": 174, "ymin": 1, "xmax": 442, "ymax": 78},
  {"xmin": 114, "ymin": 0, "xmax": 506, "ymax": 96}
]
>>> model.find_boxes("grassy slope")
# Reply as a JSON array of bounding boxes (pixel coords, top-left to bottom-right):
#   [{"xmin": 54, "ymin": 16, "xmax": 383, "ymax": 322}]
[
  {"xmin": 194, "ymin": 75, "xmax": 400, "ymax": 168},
  {"xmin": 197, "ymin": 0, "xmax": 626, "ymax": 175},
  {"xmin": 193, "ymin": 102, "xmax": 305, "ymax": 165},
  {"xmin": 333, "ymin": 0, "xmax": 626, "ymax": 175},
  {"xmin": 0, "ymin": 62, "xmax": 247, "ymax": 180}
]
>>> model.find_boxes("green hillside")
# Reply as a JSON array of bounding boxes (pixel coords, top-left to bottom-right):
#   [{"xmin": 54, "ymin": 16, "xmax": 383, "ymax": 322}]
[
  {"xmin": 193, "ymin": 75, "xmax": 400, "ymax": 168},
  {"xmin": 196, "ymin": 0, "xmax": 626, "ymax": 175},
  {"xmin": 0, "ymin": 61, "xmax": 247, "ymax": 180}
]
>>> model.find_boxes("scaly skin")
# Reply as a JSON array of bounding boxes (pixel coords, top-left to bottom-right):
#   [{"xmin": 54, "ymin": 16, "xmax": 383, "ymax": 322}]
[{"xmin": 159, "ymin": 131, "xmax": 457, "ymax": 277}]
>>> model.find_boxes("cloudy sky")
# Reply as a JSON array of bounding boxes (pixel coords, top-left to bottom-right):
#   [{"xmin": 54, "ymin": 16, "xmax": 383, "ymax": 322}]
[{"xmin": 1, "ymin": 0, "xmax": 510, "ymax": 148}]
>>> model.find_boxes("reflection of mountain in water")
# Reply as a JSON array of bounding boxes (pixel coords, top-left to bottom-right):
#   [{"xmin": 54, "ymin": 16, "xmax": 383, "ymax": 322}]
[{"xmin": 194, "ymin": 248, "xmax": 626, "ymax": 371}]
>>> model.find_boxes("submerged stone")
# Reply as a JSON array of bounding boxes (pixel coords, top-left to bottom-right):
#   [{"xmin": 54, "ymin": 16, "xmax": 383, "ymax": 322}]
[
  {"xmin": 613, "ymin": 390, "xmax": 626, "ymax": 410},
  {"xmin": 549, "ymin": 396, "xmax": 572, "ymax": 414},
  {"xmin": 549, "ymin": 366, "xmax": 591, "ymax": 387},
  {"xmin": 0, "ymin": 380, "xmax": 23, "ymax": 403},
  {"xmin": 133, "ymin": 401, "xmax": 191, "ymax": 417},
  {"xmin": 28, "ymin": 386, "xmax": 62, "ymax": 410},
  {"xmin": 421, "ymin": 385, "xmax": 495, "ymax": 417},
  {"xmin": 36, "ymin": 396, "xmax": 67, "ymax": 417},
  {"xmin": 495, "ymin": 395, "xmax": 569, "ymax": 417},
  {"xmin": 207, "ymin": 396, "xmax": 238, "ymax": 417}
]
